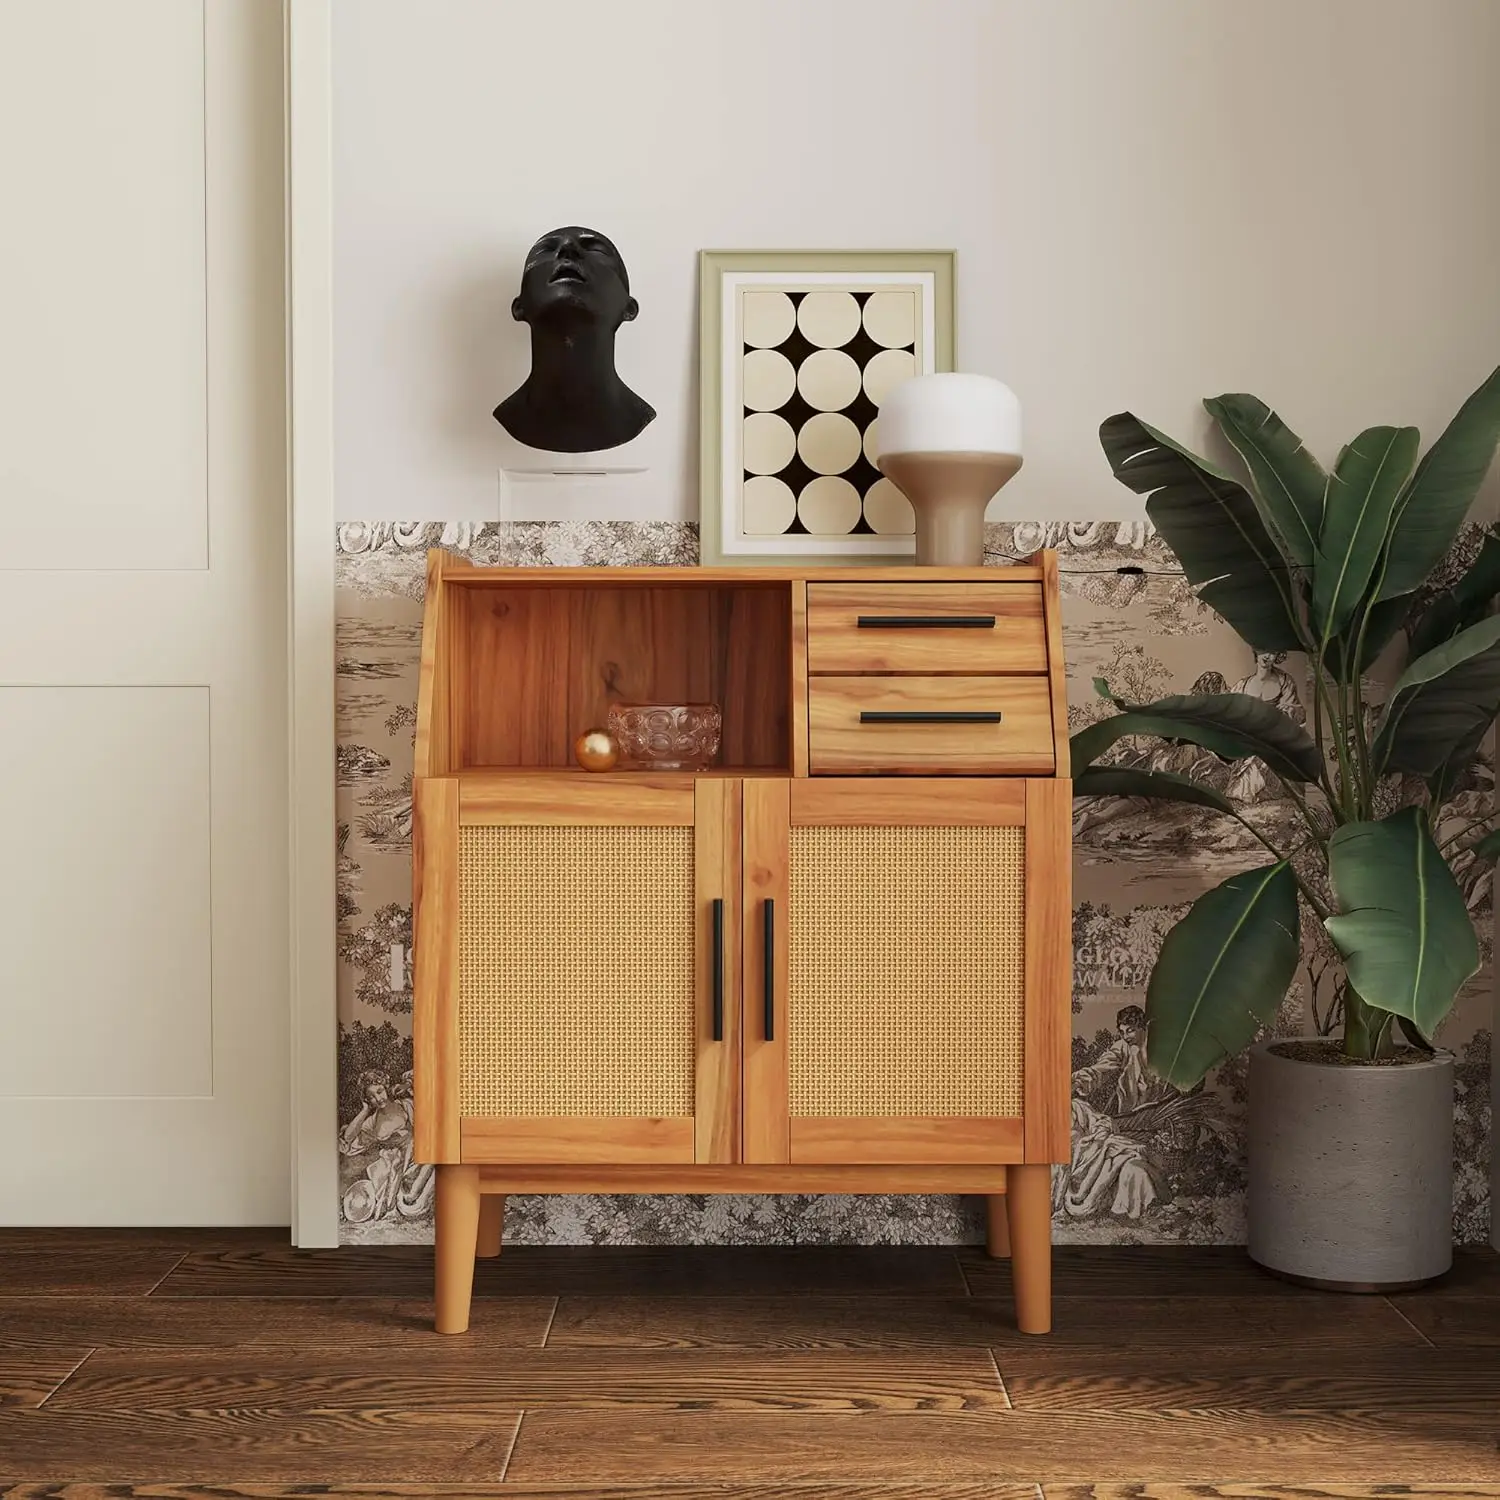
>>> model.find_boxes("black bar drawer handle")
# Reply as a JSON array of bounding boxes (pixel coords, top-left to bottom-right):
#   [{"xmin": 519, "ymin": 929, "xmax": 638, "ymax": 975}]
[
  {"xmin": 859, "ymin": 710, "xmax": 1003, "ymax": 724},
  {"xmin": 711, "ymin": 898, "xmax": 724, "ymax": 1042},
  {"xmin": 857, "ymin": 614, "xmax": 995, "ymax": 629},
  {"xmin": 762, "ymin": 898, "xmax": 776, "ymax": 1042}
]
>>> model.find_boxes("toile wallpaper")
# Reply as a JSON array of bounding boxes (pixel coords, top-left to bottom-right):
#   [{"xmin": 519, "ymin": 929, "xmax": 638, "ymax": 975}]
[{"xmin": 335, "ymin": 519, "xmax": 1493, "ymax": 1248}]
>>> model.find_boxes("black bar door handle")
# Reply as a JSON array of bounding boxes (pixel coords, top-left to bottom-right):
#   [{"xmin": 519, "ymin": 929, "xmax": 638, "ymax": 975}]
[
  {"xmin": 711, "ymin": 898, "xmax": 724, "ymax": 1042},
  {"xmin": 859, "ymin": 711, "xmax": 1003, "ymax": 724},
  {"xmin": 856, "ymin": 614, "xmax": 996, "ymax": 629},
  {"xmin": 762, "ymin": 898, "xmax": 776, "ymax": 1042}
]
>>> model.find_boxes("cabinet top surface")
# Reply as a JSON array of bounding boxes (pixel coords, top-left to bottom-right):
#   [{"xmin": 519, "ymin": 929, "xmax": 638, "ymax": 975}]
[
  {"xmin": 416, "ymin": 546, "xmax": 1068, "ymax": 784},
  {"xmin": 432, "ymin": 552, "xmax": 1049, "ymax": 586}
]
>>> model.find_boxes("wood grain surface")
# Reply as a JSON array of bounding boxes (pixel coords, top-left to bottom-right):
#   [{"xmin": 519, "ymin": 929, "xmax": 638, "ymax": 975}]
[
  {"xmin": 0, "ymin": 1247, "xmax": 185, "ymax": 1296},
  {"xmin": 152, "ymin": 1244, "xmax": 970, "ymax": 1299},
  {"xmin": 44, "ymin": 1347, "xmax": 1010, "ymax": 1414},
  {"xmin": 546, "ymin": 1293, "xmax": 1429, "ymax": 1353},
  {"xmin": 0, "ymin": 1346, "xmax": 93, "ymax": 1408},
  {"xmin": 805, "ymin": 581, "xmax": 1048, "ymax": 675},
  {"xmin": 740, "ymin": 777, "xmax": 790, "ymax": 1164},
  {"xmin": 1385, "ymin": 1292, "xmax": 1500, "ymax": 1345},
  {"xmin": 546, "ymin": 1295, "xmax": 1045, "ymax": 1350},
  {"xmin": 1049, "ymin": 1488, "xmax": 1500, "ymax": 1499},
  {"xmin": 0, "ymin": 1485, "xmax": 1046, "ymax": 1499},
  {"xmin": 1040, "ymin": 549, "xmax": 1070, "ymax": 774},
  {"xmin": 1000, "ymin": 1349, "xmax": 1500, "ymax": 1414},
  {"xmin": 790, "ymin": 578, "xmax": 810, "ymax": 778},
  {"xmin": 438, "ymin": 562, "xmax": 1046, "ymax": 585},
  {"xmin": 456, "ymin": 775, "xmax": 695, "ymax": 825},
  {"xmin": 0, "ymin": 1408, "xmax": 523, "ymax": 1484},
  {"xmin": 1, "ymin": 1231, "xmax": 1494, "ymax": 1491},
  {"xmin": 789, "ymin": 776, "xmax": 1026, "ymax": 826},
  {"xmin": 474, "ymin": 1166, "xmax": 1011, "ymax": 1194},
  {"xmin": 458, "ymin": 1118, "xmax": 697, "ymax": 1166},
  {"xmin": 0, "ymin": 1295, "xmax": 554, "ymax": 1349},
  {"xmin": 787, "ymin": 1115, "xmax": 1025, "ymax": 1165},
  {"xmin": 2, "ymin": 1486, "xmax": 1492, "ymax": 1500},
  {"xmin": 502, "ymin": 1409, "xmax": 1500, "ymax": 1485},
  {"xmin": 413, "ymin": 547, "xmax": 452, "ymax": 778},
  {"xmin": 693, "ymin": 776, "xmax": 741, "ymax": 1163},
  {"xmin": 412, "ymin": 775, "xmax": 460, "ymax": 1162},
  {"xmin": 1024, "ymin": 777, "xmax": 1072, "ymax": 1164},
  {"xmin": 456, "ymin": 584, "xmax": 790, "ymax": 771},
  {"xmin": 959, "ymin": 1244, "xmax": 1428, "ymax": 1298},
  {"xmin": 807, "ymin": 675, "xmax": 1055, "ymax": 775}
]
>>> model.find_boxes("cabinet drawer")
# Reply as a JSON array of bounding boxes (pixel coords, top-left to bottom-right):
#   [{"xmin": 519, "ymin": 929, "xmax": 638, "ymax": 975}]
[
  {"xmin": 807, "ymin": 583, "xmax": 1048, "ymax": 675},
  {"xmin": 808, "ymin": 677, "xmax": 1055, "ymax": 775}
]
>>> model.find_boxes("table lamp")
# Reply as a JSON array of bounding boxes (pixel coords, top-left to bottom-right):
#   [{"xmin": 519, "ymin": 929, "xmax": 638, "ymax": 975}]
[{"xmin": 874, "ymin": 373, "xmax": 1023, "ymax": 566}]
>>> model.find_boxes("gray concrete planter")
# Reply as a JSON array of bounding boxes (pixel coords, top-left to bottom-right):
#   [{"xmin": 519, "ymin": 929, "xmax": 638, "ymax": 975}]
[{"xmin": 1247, "ymin": 1039, "xmax": 1453, "ymax": 1290}]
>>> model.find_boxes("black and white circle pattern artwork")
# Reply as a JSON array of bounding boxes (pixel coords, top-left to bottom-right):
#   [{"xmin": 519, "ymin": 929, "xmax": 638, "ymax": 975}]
[{"xmin": 739, "ymin": 288, "xmax": 918, "ymax": 540}]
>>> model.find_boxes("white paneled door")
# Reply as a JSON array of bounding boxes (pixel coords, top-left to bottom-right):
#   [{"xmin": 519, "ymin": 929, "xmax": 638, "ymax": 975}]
[{"xmin": 0, "ymin": 1, "xmax": 289, "ymax": 1223}]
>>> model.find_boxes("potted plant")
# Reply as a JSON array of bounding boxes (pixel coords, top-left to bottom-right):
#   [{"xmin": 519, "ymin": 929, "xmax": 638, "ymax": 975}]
[{"xmin": 1082, "ymin": 362, "xmax": 1500, "ymax": 1289}]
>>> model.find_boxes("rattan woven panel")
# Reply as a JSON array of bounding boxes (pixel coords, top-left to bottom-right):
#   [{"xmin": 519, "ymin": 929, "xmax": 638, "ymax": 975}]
[
  {"xmin": 788, "ymin": 825, "xmax": 1025, "ymax": 1117},
  {"xmin": 458, "ymin": 824, "xmax": 695, "ymax": 1117}
]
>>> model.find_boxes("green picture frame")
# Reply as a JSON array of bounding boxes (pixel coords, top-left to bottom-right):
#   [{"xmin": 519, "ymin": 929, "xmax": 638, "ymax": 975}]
[{"xmin": 698, "ymin": 249, "xmax": 956, "ymax": 568}]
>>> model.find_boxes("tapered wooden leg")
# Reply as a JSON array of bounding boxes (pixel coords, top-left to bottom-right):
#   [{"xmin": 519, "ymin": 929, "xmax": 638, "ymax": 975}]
[
  {"xmin": 477, "ymin": 1193, "xmax": 505, "ymax": 1259},
  {"xmin": 985, "ymin": 1195, "xmax": 1011, "ymax": 1259},
  {"xmin": 1007, "ymin": 1163, "xmax": 1053, "ymax": 1335},
  {"xmin": 435, "ymin": 1164, "xmax": 481, "ymax": 1335}
]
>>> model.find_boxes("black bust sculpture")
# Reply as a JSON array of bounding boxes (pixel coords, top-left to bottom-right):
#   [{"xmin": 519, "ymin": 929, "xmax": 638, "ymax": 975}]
[{"xmin": 492, "ymin": 226, "xmax": 656, "ymax": 453}]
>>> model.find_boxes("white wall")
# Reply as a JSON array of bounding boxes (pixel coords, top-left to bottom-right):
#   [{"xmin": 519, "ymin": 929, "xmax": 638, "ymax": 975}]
[{"xmin": 332, "ymin": 0, "xmax": 1500, "ymax": 524}]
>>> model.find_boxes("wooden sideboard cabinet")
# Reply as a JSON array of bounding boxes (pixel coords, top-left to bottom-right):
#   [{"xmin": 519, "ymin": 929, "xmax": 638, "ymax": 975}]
[{"xmin": 412, "ymin": 549, "xmax": 1072, "ymax": 1335}]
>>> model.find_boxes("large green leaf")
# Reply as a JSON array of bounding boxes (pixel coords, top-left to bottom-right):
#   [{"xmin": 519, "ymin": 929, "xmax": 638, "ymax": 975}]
[
  {"xmin": 1396, "ymin": 1015, "xmax": 1438, "ymax": 1055},
  {"xmin": 1406, "ymin": 530, "xmax": 1500, "ymax": 660},
  {"xmin": 1074, "ymin": 766, "xmax": 1237, "ymax": 815},
  {"xmin": 1146, "ymin": 862, "xmax": 1301, "ymax": 1088},
  {"xmin": 1337, "ymin": 593, "xmax": 1413, "ymax": 673},
  {"xmin": 1371, "ymin": 613, "xmax": 1500, "ymax": 775},
  {"xmin": 1324, "ymin": 808, "xmax": 1479, "ymax": 1034},
  {"xmin": 1205, "ymin": 394, "xmax": 1325, "ymax": 567},
  {"xmin": 1312, "ymin": 426, "xmax": 1420, "ymax": 641},
  {"xmin": 1470, "ymin": 828, "xmax": 1500, "ymax": 862},
  {"xmin": 1378, "ymin": 362, "xmax": 1500, "ymax": 601},
  {"xmin": 1071, "ymin": 687, "xmax": 1323, "ymax": 784},
  {"xmin": 1100, "ymin": 413, "xmax": 1303, "ymax": 652},
  {"xmin": 1425, "ymin": 715, "xmax": 1493, "ymax": 808}
]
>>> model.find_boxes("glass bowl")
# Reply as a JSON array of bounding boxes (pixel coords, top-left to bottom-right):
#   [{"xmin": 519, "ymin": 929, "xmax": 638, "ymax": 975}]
[{"xmin": 607, "ymin": 702, "xmax": 723, "ymax": 771}]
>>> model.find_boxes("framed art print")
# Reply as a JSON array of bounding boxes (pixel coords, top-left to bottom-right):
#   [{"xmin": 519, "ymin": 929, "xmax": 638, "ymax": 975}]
[{"xmin": 698, "ymin": 250, "xmax": 955, "ymax": 566}]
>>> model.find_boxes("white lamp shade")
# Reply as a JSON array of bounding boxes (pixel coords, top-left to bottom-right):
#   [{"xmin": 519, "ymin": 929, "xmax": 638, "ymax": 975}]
[{"xmin": 875, "ymin": 372, "xmax": 1022, "ymax": 460}]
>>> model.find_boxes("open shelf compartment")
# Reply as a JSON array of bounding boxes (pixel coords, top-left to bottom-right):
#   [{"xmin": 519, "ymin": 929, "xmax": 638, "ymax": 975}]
[{"xmin": 420, "ymin": 570, "xmax": 793, "ymax": 776}]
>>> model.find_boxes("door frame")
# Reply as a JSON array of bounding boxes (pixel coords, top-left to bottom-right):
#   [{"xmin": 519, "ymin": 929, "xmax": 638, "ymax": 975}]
[{"xmin": 285, "ymin": 0, "xmax": 339, "ymax": 1246}]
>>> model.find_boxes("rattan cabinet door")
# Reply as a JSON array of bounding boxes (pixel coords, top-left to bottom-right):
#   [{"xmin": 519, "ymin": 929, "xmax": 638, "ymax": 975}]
[
  {"xmin": 415, "ymin": 776, "xmax": 740, "ymax": 1166},
  {"xmin": 743, "ymin": 779, "xmax": 1055, "ymax": 1166}
]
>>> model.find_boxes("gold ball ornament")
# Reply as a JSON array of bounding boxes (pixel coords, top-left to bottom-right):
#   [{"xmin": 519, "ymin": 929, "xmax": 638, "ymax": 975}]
[{"xmin": 573, "ymin": 727, "xmax": 619, "ymax": 772}]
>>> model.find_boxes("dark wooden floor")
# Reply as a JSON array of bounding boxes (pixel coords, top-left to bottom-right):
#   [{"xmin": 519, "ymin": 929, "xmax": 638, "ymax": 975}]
[{"xmin": 0, "ymin": 1231, "xmax": 1497, "ymax": 1496}]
